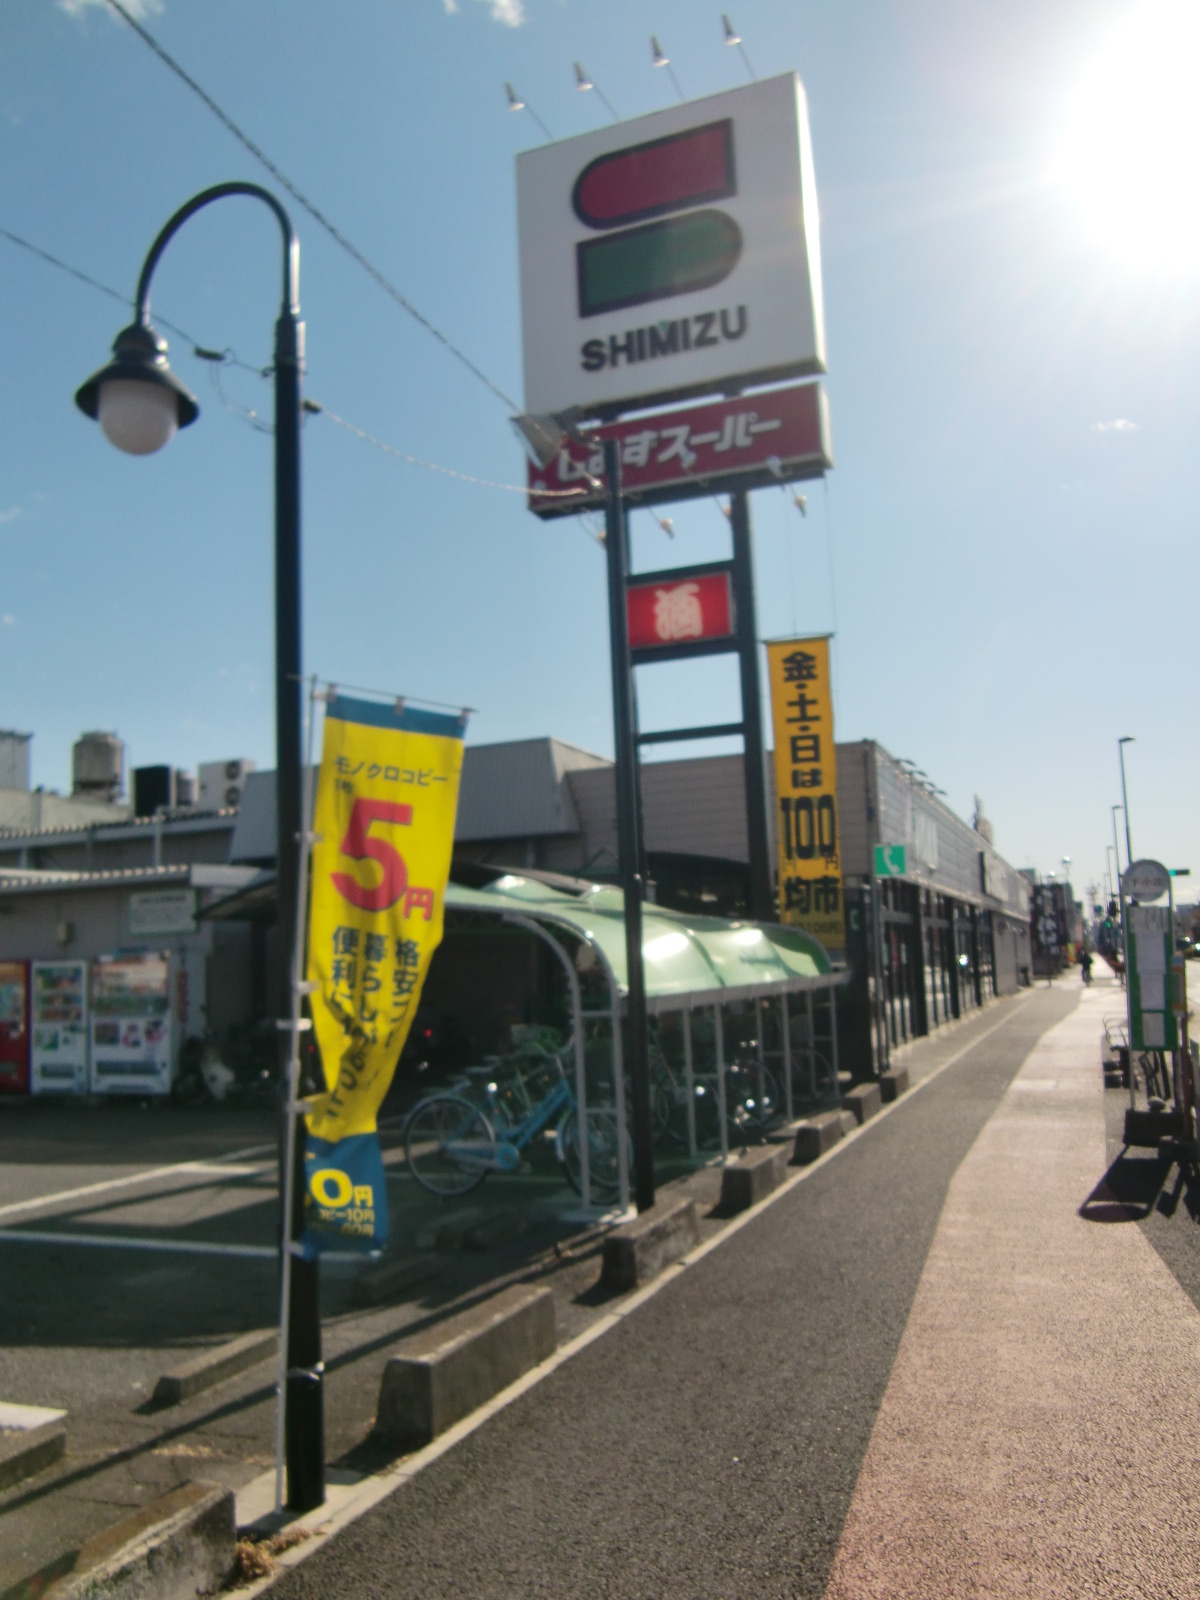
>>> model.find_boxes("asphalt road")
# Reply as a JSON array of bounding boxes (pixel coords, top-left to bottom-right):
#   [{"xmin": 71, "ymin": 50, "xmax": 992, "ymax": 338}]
[{"xmin": 269, "ymin": 984, "xmax": 1083, "ymax": 1600}]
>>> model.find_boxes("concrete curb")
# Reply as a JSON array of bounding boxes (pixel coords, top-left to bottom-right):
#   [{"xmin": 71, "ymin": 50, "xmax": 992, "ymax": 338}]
[
  {"xmin": 374, "ymin": 1283, "xmax": 556, "ymax": 1448},
  {"xmin": 842, "ymin": 1083, "xmax": 883, "ymax": 1125},
  {"xmin": 792, "ymin": 1109, "xmax": 848, "ymax": 1165},
  {"xmin": 39, "ymin": 1480, "xmax": 235, "ymax": 1600},
  {"xmin": 719, "ymin": 1145, "xmax": 789, "ymax": 1213},
  {"xmin": 0, "ymin": 1420, "xmax": 66, "ymax": 1493},
  {"xmin": 151, "ymin": 1331, "xmax": 277, "ymax": 1408},
  {"xmin": 879, "ymin": 1066, "xmax": 910, "ymax": 1102},
  {"xmin": 348, "ymin": 1255, "xmax": 438, "ymax": 1309},
  {"xmin": 600, "ymin": 1196, "xmax": 700, "ymax": 1292}
]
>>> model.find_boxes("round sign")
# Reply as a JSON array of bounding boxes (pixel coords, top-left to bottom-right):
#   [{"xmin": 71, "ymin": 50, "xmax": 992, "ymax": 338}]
[{"xmin": 1122, "ymin": 858, "xmax": 1171, "ymax": 901}]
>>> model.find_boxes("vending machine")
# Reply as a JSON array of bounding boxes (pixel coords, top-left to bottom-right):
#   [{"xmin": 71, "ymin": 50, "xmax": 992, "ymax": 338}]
[
  {"xmin": 89, "ymin": 952, "xmax": 173, "ymax": 1096},
  {"xmin": 30, "ymin": 960, "xmax": 89, "ymax": 1094},
  {"xmin": 0, "ymin": 960, "xmax": 30, "ymax": 1094}
]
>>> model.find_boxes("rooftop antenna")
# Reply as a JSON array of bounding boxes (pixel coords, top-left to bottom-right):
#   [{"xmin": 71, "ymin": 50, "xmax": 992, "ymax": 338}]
[
  {"xmin": 651, "ymin": 36, "xmax": 686, "ymax": 103},
  {"xmin": 574, "ymin": 61, "xmax": 620, "ymax": 122},
  {"xmin": 505, "ymin": 82, "xmax": 553, "ymax": 141},
  {"xmin": 722, "ymin": 14, "xmax": 756, "ymax": 81}
]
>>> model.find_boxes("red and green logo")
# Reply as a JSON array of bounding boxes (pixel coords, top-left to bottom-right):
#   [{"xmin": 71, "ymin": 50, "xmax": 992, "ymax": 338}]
[{"xmin": 573, "ymin": 120, "xmax": 742, "ymax": 318}]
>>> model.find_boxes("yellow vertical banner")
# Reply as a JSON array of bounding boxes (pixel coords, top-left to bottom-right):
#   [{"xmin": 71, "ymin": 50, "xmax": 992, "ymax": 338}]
[
  {"xmin": 766, "ymin": 637, "xmax": 844, "ymax": 953},
  {"xmin": 304, "ymin": 695, "xmax": 464, "ymax": 1248}
]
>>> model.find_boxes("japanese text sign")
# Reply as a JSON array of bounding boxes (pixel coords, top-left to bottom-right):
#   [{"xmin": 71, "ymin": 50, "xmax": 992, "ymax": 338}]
[
  {"xmin": 528, "ymin": 382, "xmax": 831, "ymax": 519},
  {"xmin": 517, "ymin": 73, "xmax": 826, "ymax": 418},
  {"xmin": 767, "ymin": 637, "xmax": 843, "ymax": 952},
  {"xmin": 304, "ymin": 695, "xmax": 464, "ymax": 1248},
  {"xmin": 627, "ymin": 571, "xmax": 733, "ymax": 650}
]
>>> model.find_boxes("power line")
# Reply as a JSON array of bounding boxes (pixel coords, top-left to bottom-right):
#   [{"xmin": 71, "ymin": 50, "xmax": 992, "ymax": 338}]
[
  {"xmin": 0, "ymin": 224, "xmax": 258, "ymax": 375},
  {"xmin": 3, "ymin": 224, "xmax": 583, "ymax": 505},
  {"xmin": 102, "ymin": 0, "xmax": 521, "ymax": 414},
  {"xmin": 310, "ymin": 402, "xmax": 587, "ymax": 500}
]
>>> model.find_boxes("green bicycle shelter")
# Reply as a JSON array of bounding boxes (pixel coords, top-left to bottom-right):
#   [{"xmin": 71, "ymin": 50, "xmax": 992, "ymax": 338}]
[{"xmin": 442, "ymin": 875, "xmax": 847, "ymax": 1213}]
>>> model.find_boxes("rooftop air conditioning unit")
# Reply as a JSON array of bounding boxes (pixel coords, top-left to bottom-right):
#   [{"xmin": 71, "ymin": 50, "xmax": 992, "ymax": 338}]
[{"xmin": 198, "ymin": 758, "xmax": 255, "ymax": 811}]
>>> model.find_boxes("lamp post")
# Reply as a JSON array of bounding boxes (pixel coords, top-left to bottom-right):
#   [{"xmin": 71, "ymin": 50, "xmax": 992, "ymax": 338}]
[
  {"xmin": 75, "ymin": 182, "xmax": 322, "ymax": 1511},
  {"xmin": 1112, "ymin": 804, "xmax": 1124, "ymax": 884},
  {"xmin": 1118, "ymin": 736, "xmax": 1135, "ymax": 867}
]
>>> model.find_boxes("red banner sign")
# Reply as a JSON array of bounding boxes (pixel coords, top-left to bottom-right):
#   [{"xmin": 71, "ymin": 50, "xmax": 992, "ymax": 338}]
[
  {"xmin": 528, "ymin": 380, "xmax": 830, "ymax": 519},
  {"xmin": 627, "ymin": 571, "xmax": 733, "ymax": 651}
]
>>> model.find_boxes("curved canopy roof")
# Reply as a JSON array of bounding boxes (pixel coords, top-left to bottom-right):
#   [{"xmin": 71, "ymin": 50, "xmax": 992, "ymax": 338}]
[{"xmin": 445, "ymin": 874, "xmax": 840, "ymax": 1011}]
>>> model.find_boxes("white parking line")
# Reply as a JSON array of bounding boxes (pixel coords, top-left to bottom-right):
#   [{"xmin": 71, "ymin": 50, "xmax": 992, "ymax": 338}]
[
  {"xmin": 0, "ymin": 1143, "xmax": 277, "ymax": 1225},
  {"xmin": 0, "ymin": 1226, "xmax": 277, "ymax": 1259}
]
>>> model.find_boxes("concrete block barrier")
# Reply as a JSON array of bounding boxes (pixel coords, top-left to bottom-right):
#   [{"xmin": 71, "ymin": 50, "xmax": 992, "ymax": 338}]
[
  {"xmin": 879, "ymin": 1066, "xmax": 909, "ymax": 1102},
  {"xmin": 720, "ymin": 1145, "xmax": 790, "ymax": 1213},
  {"xmin": 349, "ymin": 1254, "xmax": 438, "ymax": 1309},
  {"xmin": 44, "ymin": 1480, "xmax": 235, "ymax": 1600},
  {"xmin": 792, "ymin": 1110, "xmax": 846, "ymax": 1165},
  {"xmin": 842, "ymin": 1082, "xmax": 882, "ymax": 1125},
  {"xmin": 375, "ymin": 1283, "xmax": 556, "ymax": 1447},
  {"xmin": 151, "ymin": 1330, "xmax": 277, "ymax": 1408},
  {"xmin": 600, "ymin": 1197, "xmax": 700, "ymax": 1294},
  {"xmin": 0, "ymin": 1419, "xmax": 66, "ymax": 1493}
]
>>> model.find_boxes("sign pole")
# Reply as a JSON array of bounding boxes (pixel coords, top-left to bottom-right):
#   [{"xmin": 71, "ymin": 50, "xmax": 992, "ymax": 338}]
[
  {"xmin": 603, "ymin": 438, "xmax": 655, "ymax": 1213},
  {"xmin": 729, "ymin": 490, "xmax": 774, "ymax": 922}
]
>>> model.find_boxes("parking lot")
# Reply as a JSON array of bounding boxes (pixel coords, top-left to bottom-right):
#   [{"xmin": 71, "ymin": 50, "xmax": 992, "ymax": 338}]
[{"xmin": 0, "ymin": 1094, "xmax": 690, "ymax": 1594}]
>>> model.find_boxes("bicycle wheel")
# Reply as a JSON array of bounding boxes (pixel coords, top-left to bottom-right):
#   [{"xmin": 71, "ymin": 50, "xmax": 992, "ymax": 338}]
[
  {"xmin": 557, "ymin": 1107, "xmax": 629, "ymax": 1207},
  {"xmin": 405, "ymin": 1095, "xmax": 496, "ymax": 1198},
  {"xmin": 725, "ymin": 1060, "xmax": 783, "ymax": 1134}
]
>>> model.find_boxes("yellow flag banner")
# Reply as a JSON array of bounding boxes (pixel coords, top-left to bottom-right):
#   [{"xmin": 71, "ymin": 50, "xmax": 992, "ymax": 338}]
[
  {"xmin": 766, "ymin": 637, "xmax": 844, "ymax": 954},
  {"xmin": 304, "ymin": 695, "xmax": 464, "ymax": 1247}
]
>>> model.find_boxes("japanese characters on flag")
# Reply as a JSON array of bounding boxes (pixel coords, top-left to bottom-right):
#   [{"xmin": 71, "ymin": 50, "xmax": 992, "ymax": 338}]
[
  {"xmin": 766, "ymin": 637, "xmax": 844, "ymax": 954},
  {"xmin": 304, "ymin": 695, "xmax": 465, "ymax": 1250}
]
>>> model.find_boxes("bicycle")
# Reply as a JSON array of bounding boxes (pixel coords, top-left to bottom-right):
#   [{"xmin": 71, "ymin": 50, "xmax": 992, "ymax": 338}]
[{"xmin": 404, "ymin": 1038, "xmax": 629, "ymax": 1205}]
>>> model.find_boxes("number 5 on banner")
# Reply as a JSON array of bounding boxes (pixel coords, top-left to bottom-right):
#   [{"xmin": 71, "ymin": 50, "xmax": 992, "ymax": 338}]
[{"xmin": 331, "ymin": 798, "xmax": 413, "ymax": 911}]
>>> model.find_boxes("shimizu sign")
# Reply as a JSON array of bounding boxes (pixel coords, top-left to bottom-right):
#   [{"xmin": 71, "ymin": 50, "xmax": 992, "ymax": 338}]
[
  {"xmin": 517, "ymin": 73, "xmax": 826, "ymax": 419},
  {"xmin": 766, "ymin": 636, "xmax": 843, "ymax": 953}
]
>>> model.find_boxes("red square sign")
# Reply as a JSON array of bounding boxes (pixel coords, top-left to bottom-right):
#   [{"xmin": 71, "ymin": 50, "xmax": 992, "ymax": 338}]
[{"xmin": 626, "ymin": 571, "xmax": 734, "ymax": 650}]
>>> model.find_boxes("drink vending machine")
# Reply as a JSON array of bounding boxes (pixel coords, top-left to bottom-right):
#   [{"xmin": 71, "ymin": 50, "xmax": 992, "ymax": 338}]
[
  {"xmin": 0, "ymin": 960, "xmax": 30, "ymax": 1093},
  {"xmin": 31, "ymin": 960, "xmax": 89, "ymax": 1094},
  {"xmin": 89, "ymin": 952, "xmax": 173, "ymax": 1095}
]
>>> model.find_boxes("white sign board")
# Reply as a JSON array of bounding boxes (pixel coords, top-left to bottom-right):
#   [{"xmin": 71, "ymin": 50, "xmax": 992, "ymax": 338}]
[
  {"xmin": 517, "ymin": 73, "xmax": 826, "ymax": 419},
  {"xmin": 129, "ymin": 888, "xmax": 197, "ymax": 936},
  {"xmin": 1122, "ymin": 859, "xmax": 1170, "ymax": 902}
]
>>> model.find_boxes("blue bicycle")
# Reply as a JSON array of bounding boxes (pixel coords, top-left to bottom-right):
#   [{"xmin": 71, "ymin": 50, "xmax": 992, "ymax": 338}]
[{"xmin": 404, "ymin": 1041, "xmax": 627, "ymax": 1204}]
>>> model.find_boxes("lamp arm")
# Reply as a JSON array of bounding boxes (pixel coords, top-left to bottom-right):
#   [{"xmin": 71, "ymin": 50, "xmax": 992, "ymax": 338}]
[{"xmin": 134, "ymin": 181, "xmax": 299, "ymax": 324}]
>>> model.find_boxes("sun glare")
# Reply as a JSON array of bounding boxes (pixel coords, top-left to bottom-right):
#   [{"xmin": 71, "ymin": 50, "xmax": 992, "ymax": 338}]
[{"xmin": 1055, "ymin": 2, "xmax": 1200, "ymax": 274}]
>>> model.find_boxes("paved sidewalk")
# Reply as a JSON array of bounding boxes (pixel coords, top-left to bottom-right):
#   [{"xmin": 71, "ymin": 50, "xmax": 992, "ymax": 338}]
[
  {"xmin": 265, "ymin": 983, "xmax": 1091, "ymax": 1599},
  {"xmin": 826, "ymin": 974, "xmax": 1200, "ymax": 1598}
]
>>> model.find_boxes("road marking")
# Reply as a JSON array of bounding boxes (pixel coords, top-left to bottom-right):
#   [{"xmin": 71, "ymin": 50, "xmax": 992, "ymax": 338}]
[
  {"xmin": 0, "ymin": 1144, "xmax": 277, "ymax": 1225},
  {"xmin": 0, "ymin": 1227, "xmax": 277, "ymax": 1259},
  {"xmin": 235, "ymin": 990, "xmax": 1041, "ymax": 1577}
]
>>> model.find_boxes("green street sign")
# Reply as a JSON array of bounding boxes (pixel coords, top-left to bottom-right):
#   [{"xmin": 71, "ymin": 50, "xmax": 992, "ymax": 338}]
[{"xmin": 874, "ymin": 843, "xmax": 907, "ymax": 877}]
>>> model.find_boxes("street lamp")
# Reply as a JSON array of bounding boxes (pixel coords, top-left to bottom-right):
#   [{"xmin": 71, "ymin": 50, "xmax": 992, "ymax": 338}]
[
  {"xmin": 1112, "ymin": 803, "xmax": 1124, "ymax": 883},
  {"xmin": 1117, "ymin": 736, "xmax": 1135, "ymax": 866},
  {"xmin": 74, "ymin": 182, "xmax": 321, "ymax": 1512}
]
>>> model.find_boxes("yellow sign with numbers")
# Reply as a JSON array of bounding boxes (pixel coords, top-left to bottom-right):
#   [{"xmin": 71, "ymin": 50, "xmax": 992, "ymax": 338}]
[
  {"xmin": 766, "ymin": 636, "xmax": 843, "ymax": 952},
  {"xmin": 306, "ymin": 695, "xmax": 465, "ymax": 1146}
]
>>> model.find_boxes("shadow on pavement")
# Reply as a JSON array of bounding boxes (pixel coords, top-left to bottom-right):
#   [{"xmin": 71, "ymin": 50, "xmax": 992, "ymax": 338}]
[{"xmin": 1079, "ymin": 1147, "xmax": 1172, "ymax": 1222}]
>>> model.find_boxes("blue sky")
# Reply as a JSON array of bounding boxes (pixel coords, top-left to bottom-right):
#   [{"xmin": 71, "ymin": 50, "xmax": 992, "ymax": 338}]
[{"xmin": 2, "ymin": 0, "xmax": 1198, "ymax": 900}]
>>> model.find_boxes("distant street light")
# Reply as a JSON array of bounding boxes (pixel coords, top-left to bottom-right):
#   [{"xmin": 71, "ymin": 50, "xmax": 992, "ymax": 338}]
[
  {"xmin": 1112, "ymin": 804, "xmax": 1124, "ymax": 887},
  {"xmin": 1118, "ymin": 736, "xmax": 1135, "ymax": 866},
  {"xmin": 75, "ymin": 181, "xmax": 322, "ymax": 1513}
]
